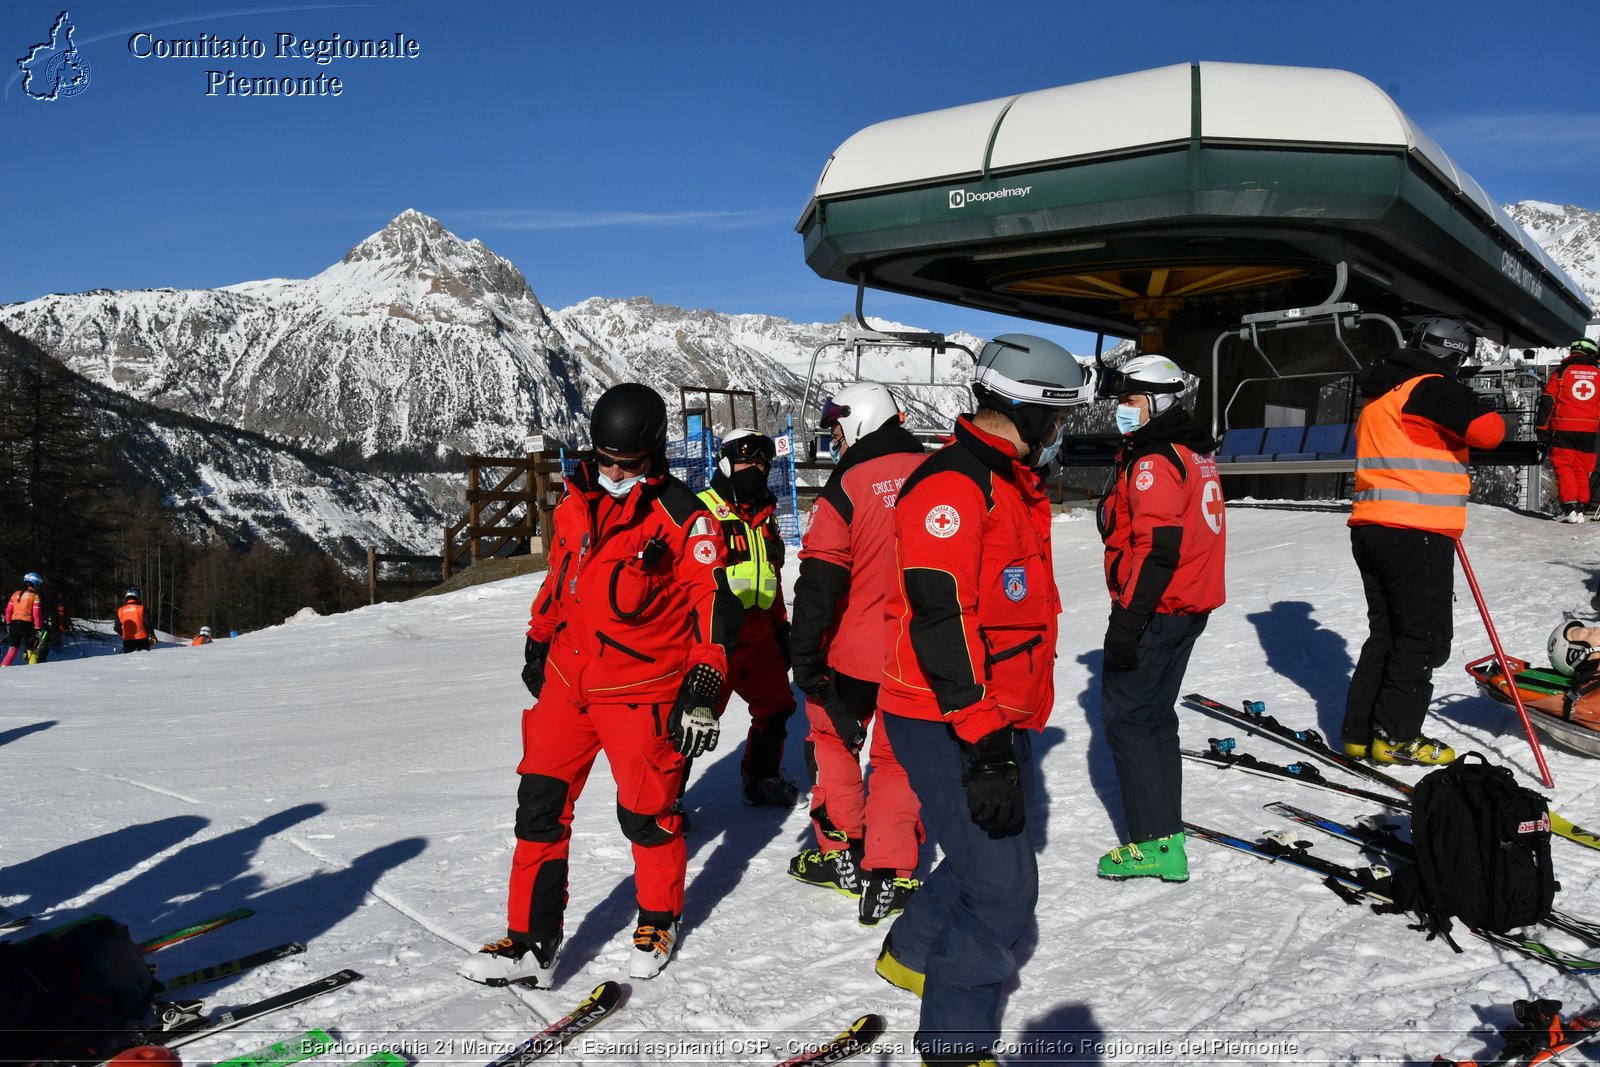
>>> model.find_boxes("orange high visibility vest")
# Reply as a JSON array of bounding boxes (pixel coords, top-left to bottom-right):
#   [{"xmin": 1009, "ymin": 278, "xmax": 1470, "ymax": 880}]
[
  {"xmin": 1350, "ymin": 375, "xmax": 1470, "ymax": 538},
  {"xmin": 117, "ymin": 602, "xmax": 149, "ymax": 640}
]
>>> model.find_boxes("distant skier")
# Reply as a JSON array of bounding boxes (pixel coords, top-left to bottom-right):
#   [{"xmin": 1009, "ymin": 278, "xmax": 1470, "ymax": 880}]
[
  {"xmin": 2, "ymin": 572, "xmax": 44, "ymax": 667},
  {"xmin": 874, "ymin": 335, "xmax": 1090, "ymax": 1067},
  {"xmin": 1095, "ymin": 355, "xmax": 1226, "ymax": 882},
  {"xmin": 696, "ymin": 428, "xmax": 800, "ymax": 808},
  {"xmin": 1535, "ymin": 336, "xmax": 1600, "ymax": 522},
  {"xmin": 786, "ymin": 382, "xmax": 926, "ymax": 925},
  {"xmin": 459, "ymin": 383, "xmax": 739, "ymax": 989},
  {"xmin": 191, "ymin": 626, "xmax": 214, "ymax": 646},
  {"xmin": 1341, "ymin": 316, "xmax": 1504, "ymax": 765},
  {"xmin": 117, "ymin": 589, "xmax": 152, "ymax": 653}
]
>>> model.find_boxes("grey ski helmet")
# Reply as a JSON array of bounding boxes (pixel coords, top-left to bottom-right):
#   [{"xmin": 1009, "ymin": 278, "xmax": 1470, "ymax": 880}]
[
  {"xmin": 1407, "ymin": 316, "xmax": 1476, "ymax": 368},
  {"xmin": 971, "ymin": 333, "xmax": 1091, "ymax": 448}
]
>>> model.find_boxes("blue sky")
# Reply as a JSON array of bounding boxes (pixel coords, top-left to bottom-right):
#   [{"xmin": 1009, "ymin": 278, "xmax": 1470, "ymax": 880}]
[{"xmin": 4, "ymin": 0, "xmax": 1597, "ymax": 353}]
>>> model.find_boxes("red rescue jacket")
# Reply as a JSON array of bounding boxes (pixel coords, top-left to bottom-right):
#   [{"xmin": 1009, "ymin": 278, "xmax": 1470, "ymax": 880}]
[
  {"xmin": 789, "ymin": 422, "xmax": 925, "ymax": 685},
  {"xmin": 879, "ymin": 417, "xmax": 1058, "ymax": 742},
  {"xmin": 1539, "ymin": 352, "xmax": 1600, "ymax": 445},
  {"xmin": 528, "ymin": 460, "xmax": 738, "ymax": 704},
  {"xmin": 1099, "ymin": 407, "xmax": 1226, "ymax": 617}
]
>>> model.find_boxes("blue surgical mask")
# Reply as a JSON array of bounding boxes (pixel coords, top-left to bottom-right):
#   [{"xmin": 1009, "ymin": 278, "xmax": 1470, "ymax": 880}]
[
  {"xmin": 1034, "ymin": 434, "xmax": 1063, "ymax": 468},
  {"xmin": 1115, "ymin": 404, "xmax": 1145, "ymax": 435},
  {"xmin": 597, "ymin": 471, "xmax": 643, "ymax": 498},
  {"xmin": 827, "ymin": 438, "xmax": 841, "ymax": 462}
]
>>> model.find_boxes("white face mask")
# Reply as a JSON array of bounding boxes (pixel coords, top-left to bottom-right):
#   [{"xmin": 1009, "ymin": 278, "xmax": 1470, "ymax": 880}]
[{"xmin": 597, "ymin": 471, "xmax": 643, "ymax": 498}]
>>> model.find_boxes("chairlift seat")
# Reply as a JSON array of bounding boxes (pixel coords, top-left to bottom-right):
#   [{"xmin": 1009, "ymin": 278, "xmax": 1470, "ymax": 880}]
[
  {"xmin": 1216, "ymin": 427, "xmax": 1266, "ymax": 462},
  {"xmin": 1260, "ymin": 426, "xmax": 1306, "ymax": 459},
  {"xmin": 1276, "ymin": 422, "xmax": 1351, "ymax": 461}
]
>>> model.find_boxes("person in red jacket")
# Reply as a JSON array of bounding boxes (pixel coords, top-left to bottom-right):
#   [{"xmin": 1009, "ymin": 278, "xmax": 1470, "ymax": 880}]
[
  {"xmin": 874, "ymin": 334, "xmax": 1090, "ymax": 1067},
  {"xmin": 787, "ymin": 382, "xmax": 926, "ymax": 926},
  {"xmin": 460, "ymin": 383, "xmax": 740, "ymax": 989},
  {"xmin": 116, "ymin": 589, "xmax": 152, "ymax": 653},
  {"xmin": 698, "ymin": 428, "xmax": 799, "ymax": 808},
  {"xmin": 1342, "ymin": 316, "xmax": 1505, "ymax": 765},
  {"xmin": 1094, "ymin": 355, "xmax": 1226, "ymax": 882},
  {"xmin": 1536, "ymin": 337, "xmax": 1600, "ymax": 522},
  {"xmin": 2, "ymin": 572, "xmax": 44, "ymax": 667}
]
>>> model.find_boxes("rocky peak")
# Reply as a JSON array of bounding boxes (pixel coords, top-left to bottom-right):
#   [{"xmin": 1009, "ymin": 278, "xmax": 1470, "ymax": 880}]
[{"xmin": 325, "ymin": 210, "xmax": 537, "ymax": 305}]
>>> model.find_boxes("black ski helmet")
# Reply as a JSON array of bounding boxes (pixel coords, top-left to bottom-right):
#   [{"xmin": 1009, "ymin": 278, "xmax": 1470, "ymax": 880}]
[
  {"xmin": 1407, "ymin": 316, "xmax": 1476, "ymax": 368},
  {"xmin": 590, "ymin": 383, "xmax": 668, "ymax": 455}
]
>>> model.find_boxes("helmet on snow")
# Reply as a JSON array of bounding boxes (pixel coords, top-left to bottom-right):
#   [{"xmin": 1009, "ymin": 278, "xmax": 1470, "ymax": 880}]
[
  {"xmin": 819, "ymin": 383, "xmax": 902, "ymax": 450},
  {"xmin": 1407, "ymin": 316, "xmax": 1476, "ymax": 368},
  {"xmin": 1549, "ymin": 620, "xmax": 1598, "ymax": 676},
  {"xmin": 971, "ymin": 333, "xmax": 1092, "ymax": 449},
  {"xmin": 22, "ymin": 571, "xmax": 41, "ymax": 588},
  {"xmin": 716, "ymin": 428, "xmax": 777, "ymax": 478},
  {"xmin": 590, "ymin": 383, "xmax": 668, "ymax": 458}
]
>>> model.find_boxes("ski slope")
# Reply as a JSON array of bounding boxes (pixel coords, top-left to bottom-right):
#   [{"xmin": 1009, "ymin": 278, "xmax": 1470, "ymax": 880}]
[{"xmin": 4, "ymin": 501, "xmax": 1600, "ymax": 1065}]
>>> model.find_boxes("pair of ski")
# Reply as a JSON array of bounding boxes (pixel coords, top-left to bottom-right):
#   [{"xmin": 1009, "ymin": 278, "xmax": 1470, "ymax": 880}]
[
  {"xmin": 1181, "ymin": 694, "xmax": 1600, "ymax": 851},
  {"xmin": 206, "ymin": 1028, "xmax": 401, "ymax": 1067},
  {"xmin": 487, "ymin": 980, "xmax": 884, "ymax": 1067},
  {"xmin": 1437, "ymin": 998, "xmax": 1600, "ymax": 1066},
  {"xmin": 1187, "ymin": 801, "xmax": 1600, "ymax": 972}
]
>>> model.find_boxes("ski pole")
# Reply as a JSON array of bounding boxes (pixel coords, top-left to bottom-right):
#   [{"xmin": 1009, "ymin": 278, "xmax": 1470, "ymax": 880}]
[{"xmin": 1455, "ymin": 537, "xmax": 1554, "ymax": 788}]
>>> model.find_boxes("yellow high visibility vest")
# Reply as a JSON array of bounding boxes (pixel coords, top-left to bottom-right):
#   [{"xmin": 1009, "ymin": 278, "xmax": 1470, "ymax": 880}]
[{"xmin": 698, "ymin": 488, "xmax": 779, "ymax": 610}]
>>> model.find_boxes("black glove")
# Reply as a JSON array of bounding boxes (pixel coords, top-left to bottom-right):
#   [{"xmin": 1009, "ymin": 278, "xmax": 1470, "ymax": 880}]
[
  {"xmin": 960, "ymin": 727, "xmax": 1024, "ymax": 838},
  {"xmin": 668, "ymin": 663, "xmax": 724, "ymax": 758},
  {"xmin": 522, "ymin": 637, "xmax": 551, "ymax": 698},
  {"xmin": 774, "ymin": 620, "xmax": 792, "ymax": 671},
  {"xmin": 791, "ymin": 652, "xmax": 828, "ymax": 696},
  {"xmin": 815, "ymin": 673, "xmax": 866, "ymax": 755},
  {"xmin": 1103, "ymin": 605, "xmax": 1147, "ymax": 673}
]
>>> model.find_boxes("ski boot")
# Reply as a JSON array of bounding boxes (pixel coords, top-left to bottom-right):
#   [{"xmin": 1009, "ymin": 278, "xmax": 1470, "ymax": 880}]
[
  {"xmin": 1369, "ymin": 728, "xmax": 1456, "ymax": 765},
  {"xmin": 788, "ymin": 830, "xmax": 864, "ymax": 897},
  {"xmin": 1097, "ymin": 832, "xmax": 1189, "ymax": 882},
  {"xmin": 858, "ymin": 871, "xmax": 919, "ymax": 926},
  {"xmin": 629, "ymin": 910, "xmax": 680, "ymax": 980},
  {"xmin": 458, "ymin": 934, "xmax": 561, "ymax": 987},
  {"xmin": 742, "ymin": 772, "xmax": 801, "ymax": 808}
]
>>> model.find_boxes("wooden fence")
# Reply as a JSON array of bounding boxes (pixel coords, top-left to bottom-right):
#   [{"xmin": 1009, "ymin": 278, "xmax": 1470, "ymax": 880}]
[{"xmin": 442, "ymin": 452, "xmax": 565, "ymax": 579}]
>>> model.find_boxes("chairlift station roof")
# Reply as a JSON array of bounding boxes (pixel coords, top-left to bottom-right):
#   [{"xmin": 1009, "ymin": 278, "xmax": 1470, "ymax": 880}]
[{"xmin": 798, "ymin": 62, "xmax": 1592, "ymax": 350}]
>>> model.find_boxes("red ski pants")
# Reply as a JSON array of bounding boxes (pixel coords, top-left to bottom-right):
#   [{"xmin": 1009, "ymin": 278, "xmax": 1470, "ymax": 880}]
[
  {"xmin": 507, "ymin": 679, "xmax": 686, "ymax": 941},
  {"xmin": 805, "ymin": 675, "xmax": 922, "ymax": 874},
  {"xmin": 1551, "ymin": 446, "xmax": 1598, "ymax": 505},
  {"xmin": 715, "ymin": 628, "xmax": 797, "ymax": 778}
]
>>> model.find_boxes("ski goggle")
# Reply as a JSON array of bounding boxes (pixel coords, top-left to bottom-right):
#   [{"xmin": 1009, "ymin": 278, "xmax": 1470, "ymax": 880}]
[
  {"xmin": 818, "ymin": 396, "xmax": 850, "ymax": 429},
  {"xmin": 720, "ymin": 435, "xmax": 776, "ymax": 467}
]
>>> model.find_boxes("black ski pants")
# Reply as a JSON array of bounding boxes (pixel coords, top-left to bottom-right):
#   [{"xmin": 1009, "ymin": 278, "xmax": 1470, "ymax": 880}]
[
  {"xmin": 1099, "ymin": 610, "xmax": 1209, "ymax": 842},
  {"xmin": 1343, "ymin": 523, "xmax": 1455, "ymax": 745}
]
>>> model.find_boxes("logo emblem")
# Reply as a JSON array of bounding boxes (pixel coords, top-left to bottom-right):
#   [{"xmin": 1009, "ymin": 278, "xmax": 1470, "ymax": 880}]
[
  {"xmin": 1002, "ymin": 566, "xmax": 1028, "ymax": 603},
  {"xmin": 948, "ymin": 190, "xmax": 966, "ymax": 209},
  {"xmin": 925, "ymin": 505, "xmax": 960, "ymax": 538},
  {"xmin": 18, "ymin": 11, "xmax": 91, "ymax": 101},
  {"xmin": 1134, "ymin": 470, "xmax": 1155, "ymax": 492},
  {"xmin": 1202, "ymin": 481, "xmax": 1225, "ymax": 534},
  {"xmin": 1574, "ymin": 379, "xmax": 1596, "ymax": 403},
  {"xmin": 692, "ymin": 539, "xmax": 717, "ymax": 564},
  {"xmin": 714, "ymin": 503, "xmax": 732, "ymax": 519}
]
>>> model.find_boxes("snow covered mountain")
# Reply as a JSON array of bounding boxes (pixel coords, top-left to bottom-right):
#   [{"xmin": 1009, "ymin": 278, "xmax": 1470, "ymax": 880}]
[{"xmin": 1, "ymin": 204, "xmax": 1593, "ymax": 556}]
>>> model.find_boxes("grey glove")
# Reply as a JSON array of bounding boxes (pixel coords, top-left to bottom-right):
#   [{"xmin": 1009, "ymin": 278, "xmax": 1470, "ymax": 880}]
[{"xmin": 669, "ymin": 663, "xmax": 724, "ymax": 758}]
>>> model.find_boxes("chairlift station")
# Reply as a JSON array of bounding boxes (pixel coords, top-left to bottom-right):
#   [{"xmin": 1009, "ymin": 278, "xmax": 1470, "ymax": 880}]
[{"xmin": 797, "ymin": 62, "xmax": 1594, "ymax": 452}]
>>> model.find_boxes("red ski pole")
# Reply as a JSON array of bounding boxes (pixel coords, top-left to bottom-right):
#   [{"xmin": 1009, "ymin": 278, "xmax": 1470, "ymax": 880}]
[{"xmin": 1455, "ymin": 538, "xmax": 1554, "ymax": 788}]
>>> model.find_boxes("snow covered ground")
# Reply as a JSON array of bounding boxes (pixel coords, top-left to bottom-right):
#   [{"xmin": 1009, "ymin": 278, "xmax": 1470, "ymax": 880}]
[{"xmin": 4, "ymin": 501, "xmax": 1600, "ymax": 1065}]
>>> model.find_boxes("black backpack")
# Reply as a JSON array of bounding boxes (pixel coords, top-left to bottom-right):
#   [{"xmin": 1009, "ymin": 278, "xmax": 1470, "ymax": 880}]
[
  {"xmin": 1394, "ymin": 752, "xmax": 1556, "ymax": 938},
  {"xmin": 0, "ymin": 917, "xmax": 159, "ymax": 1063}
]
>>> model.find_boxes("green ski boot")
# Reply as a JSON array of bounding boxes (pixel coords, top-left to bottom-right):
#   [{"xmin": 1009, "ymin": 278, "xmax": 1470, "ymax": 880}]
[{"xmin": 1097, "ymin": 832, "xmax": 1188, "ymax": 882}]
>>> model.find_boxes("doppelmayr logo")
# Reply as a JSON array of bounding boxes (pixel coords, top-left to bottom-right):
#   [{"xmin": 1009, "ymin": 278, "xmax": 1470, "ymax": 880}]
[{"xmin": 948, "ymin": 185, "xmax": 1033, "ymax": 209}]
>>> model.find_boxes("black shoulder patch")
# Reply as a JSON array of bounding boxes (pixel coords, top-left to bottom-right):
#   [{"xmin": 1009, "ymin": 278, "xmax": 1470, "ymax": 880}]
[
  {"xmin": 655, "ymin": 478, "xmax": 710, "ymax": 527},
  {"xmin": 899, "ymin": 443, "xmax": 994, "ymax": 511}
]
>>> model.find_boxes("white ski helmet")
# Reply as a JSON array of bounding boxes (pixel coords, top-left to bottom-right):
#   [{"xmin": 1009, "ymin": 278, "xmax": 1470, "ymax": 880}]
[
  {"xmin": 199, "ymin": 626, "xmax": 213, "ymax": 637},
  {"xmin": 716, "ymin": 428, "xmax": 777, "ymax": 478},
  {"xmin": 820, "ymin": 383, "xmax": 902, "ymax": 449},
  {"xmin": 1108, "ymin": 354, "xmax": 1186, "ymax": 415},
  {"xmin": 1549, "ymin": 620, "xmax": 1598, "ymax": 676}
]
